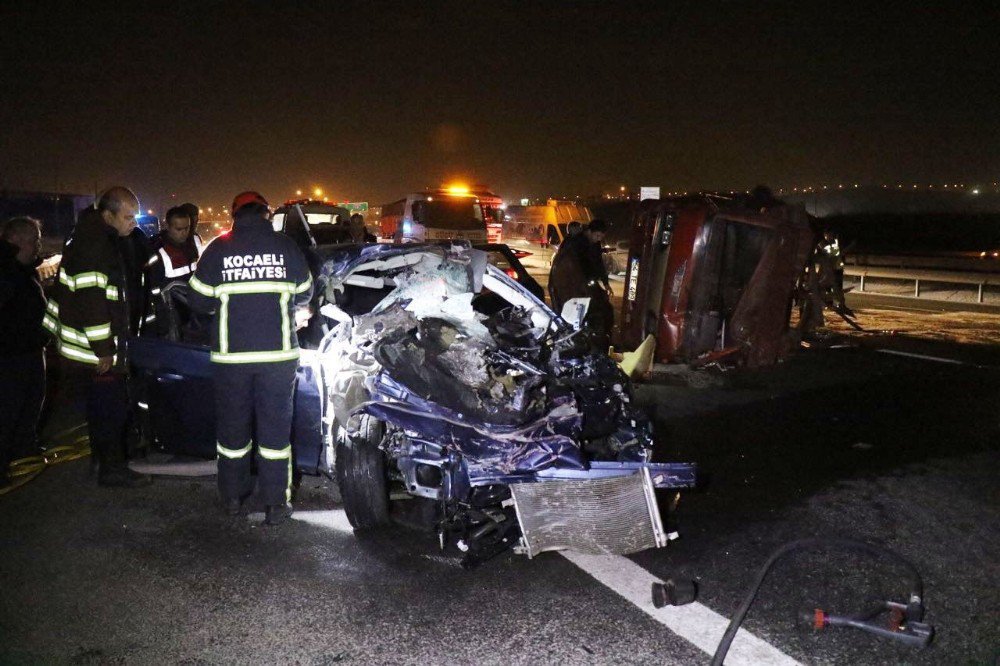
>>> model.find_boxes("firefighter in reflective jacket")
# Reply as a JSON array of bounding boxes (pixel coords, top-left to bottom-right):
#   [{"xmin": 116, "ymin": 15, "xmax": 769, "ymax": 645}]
[
  {"xmin": 817, "ymin": 229, "xmax": 853, "ymax": 316},
  {"xmin": 42, "ymin": 187, "xmax": 153, "ymax": 487},
  {"xmin": 188, "ymin": 191, "xmax": 313, "ymax": 524}
]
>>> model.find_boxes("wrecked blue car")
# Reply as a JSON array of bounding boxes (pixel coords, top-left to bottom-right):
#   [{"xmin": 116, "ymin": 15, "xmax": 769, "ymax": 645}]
[{"xmin": 131, "ymin": 242, "xmax": 695, "ymax": 566}]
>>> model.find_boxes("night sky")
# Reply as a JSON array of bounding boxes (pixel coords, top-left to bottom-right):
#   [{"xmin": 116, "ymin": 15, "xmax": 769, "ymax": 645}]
[{"xmin": 0, "ymin": 2, "xmax": 995, "ymax": 211}]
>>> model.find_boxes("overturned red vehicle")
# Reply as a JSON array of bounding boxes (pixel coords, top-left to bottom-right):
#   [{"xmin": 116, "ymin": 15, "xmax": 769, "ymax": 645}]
[{"xmin": 620, "ymin": 196, "xmax": 814, "ymax": 368}]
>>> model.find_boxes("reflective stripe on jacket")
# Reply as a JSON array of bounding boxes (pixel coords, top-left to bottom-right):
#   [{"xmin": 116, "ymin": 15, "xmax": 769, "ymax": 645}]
[
  {"xmin": 820, "ymin": 239, "xmax": 845, "ymax": 270},
  {"xmin": 42, "ymin": 209, "xmax": 130, "ymax": 366},
  {"xmin": 144, "ymin": 234, "xmax": 205, "ymax": 327},
  {"xmin": 188, "ymin": 215, "xmax": 312, "ymax": 364},
  {"xmin": 148, "ymin": 234, "xmax": 204, "ymax": 280}
]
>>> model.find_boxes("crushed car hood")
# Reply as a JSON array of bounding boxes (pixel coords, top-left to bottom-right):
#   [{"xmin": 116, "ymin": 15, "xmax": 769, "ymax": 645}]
[{"xmin": 314, "ymin": 243, "xmax": 653, "ymax": 480}]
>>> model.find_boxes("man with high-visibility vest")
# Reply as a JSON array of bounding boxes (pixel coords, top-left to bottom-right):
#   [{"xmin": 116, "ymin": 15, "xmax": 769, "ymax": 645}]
[
  {"xmin": 144, "ymin": 205, "xmax": 205, "ymax": 336},
  {"xmin": 817, "ymin": 229, "xmax": 853, "ymax": 317},
  {"xmin": 43, "ymin": 186, "xmax": 152, "ymax": 487},
  {"xmin": 188, "ymin": 191, "xmax": 313, "ymax": 524}
]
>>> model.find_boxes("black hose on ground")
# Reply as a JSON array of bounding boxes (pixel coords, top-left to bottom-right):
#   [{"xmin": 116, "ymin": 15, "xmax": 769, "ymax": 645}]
[{"xmin": 709, "ymin": 537, "xmax": 924, "ymax": 666}]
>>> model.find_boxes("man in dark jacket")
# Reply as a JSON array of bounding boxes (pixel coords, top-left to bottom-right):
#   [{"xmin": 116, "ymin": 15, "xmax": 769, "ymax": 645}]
[
  {"xmin": 123, "ymin": 226, "xmax": 154, "ymax": 334},
  {"xmin": 547, "ymin": 221, "xmax": 586, "ymax": 312},
  {"xmin": 43, "ymin": 187, "xmax": 152, "ymax": 487},
  {"xmin": 548, "ymin": 219, "xmax": 615, "ymax": 350},
  {"xmin": 580, "ymin": 220, "xmax": 612, "ymax": 295},
  {"xmin": 575, "ymin": 219, "xmax": 614, "ymax": 350},
  {"xmin": 189, "ymin": 191, "xmax": 313, "ymax": 524},
  {"xmin": 0, "ymin": 217, "xmax": 47, "ymax": 485}
]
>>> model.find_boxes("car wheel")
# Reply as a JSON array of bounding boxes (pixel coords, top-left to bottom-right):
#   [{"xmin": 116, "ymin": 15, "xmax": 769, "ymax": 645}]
[{"xmin": 335, "ymin": 414, "xmax": 391, "ymax": 530}]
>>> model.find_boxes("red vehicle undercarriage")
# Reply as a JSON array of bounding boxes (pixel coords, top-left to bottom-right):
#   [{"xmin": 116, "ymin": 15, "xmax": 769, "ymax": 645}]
[{"xmin": 620, "ymin": 196, "xmax": 815, "ymax": 368}]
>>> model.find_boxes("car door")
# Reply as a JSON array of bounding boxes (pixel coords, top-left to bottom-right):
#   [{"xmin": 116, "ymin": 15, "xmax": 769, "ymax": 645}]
[
  {"xmin": 130, "ymin": 220, "xmax": 327, "ymax": 470},
  {"xmin": 130, "ymin": 335, "xmax": 216, "ymax": 458}
]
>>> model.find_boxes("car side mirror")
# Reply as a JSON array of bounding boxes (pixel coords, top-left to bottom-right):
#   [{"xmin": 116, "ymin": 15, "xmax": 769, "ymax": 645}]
[{"xmin": 561, "ymin": 297, "xmax": 591, "ymax": 329}]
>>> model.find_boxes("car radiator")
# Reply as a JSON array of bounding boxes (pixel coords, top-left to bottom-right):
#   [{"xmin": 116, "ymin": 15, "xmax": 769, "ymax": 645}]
[{"xmin": 510, "ymin": 468, "xmax": 667, "ymax": 558}]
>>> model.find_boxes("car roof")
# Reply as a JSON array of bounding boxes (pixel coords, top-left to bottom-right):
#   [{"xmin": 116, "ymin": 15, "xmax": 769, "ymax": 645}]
[{"xmin": 316, "ymin": 242, "xmax": 473, "ymax": 278}]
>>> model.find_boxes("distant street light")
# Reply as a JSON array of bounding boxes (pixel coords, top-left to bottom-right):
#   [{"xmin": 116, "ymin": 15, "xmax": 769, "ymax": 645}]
[{"xmin": 313, "ymin": 187, "xmax": 323, "ymax": 198}]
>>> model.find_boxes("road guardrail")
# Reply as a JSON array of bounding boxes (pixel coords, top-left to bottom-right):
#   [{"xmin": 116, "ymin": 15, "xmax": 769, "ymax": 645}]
[{"xmin": 844, "ymin": 263, "xmax": 1000, "ymax": 305}]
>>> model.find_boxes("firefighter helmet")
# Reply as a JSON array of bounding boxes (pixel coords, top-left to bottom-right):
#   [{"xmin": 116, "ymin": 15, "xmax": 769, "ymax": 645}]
[{"xmin": 231, "ymin": 191, "xmax": 269, "ymax": 216}]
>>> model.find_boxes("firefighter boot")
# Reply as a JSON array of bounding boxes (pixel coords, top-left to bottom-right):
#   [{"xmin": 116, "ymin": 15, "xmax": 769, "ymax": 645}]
[
  {"xmin": 223, "ymin": 497, "xmax": 242, "ymax": 516},
  {"xmin": 265, "ymin": 502, "xmax": 294, "ymax": 526}
]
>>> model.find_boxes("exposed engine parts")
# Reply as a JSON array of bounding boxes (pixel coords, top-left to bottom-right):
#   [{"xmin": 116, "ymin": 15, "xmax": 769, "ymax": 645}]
[{"xmin": 310, "ymin": 243, "xmax": 695, "ymax": 564}]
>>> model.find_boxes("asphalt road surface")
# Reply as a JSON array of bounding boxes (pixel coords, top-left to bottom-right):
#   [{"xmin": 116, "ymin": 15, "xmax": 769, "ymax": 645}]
[
  {"xmin": 2, "ymin": 328, "xmax": 998, "ymax": 664},
  {"xmin": 2, "ymin": 247, "xmax": 998, "ymax": 664}
]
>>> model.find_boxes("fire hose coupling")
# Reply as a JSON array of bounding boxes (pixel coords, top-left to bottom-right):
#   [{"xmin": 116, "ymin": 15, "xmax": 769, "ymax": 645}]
[
  {"xmin": 709, "ymin": 538, "xmax": 936, "ymax": 666},
  {"xmin": 804, "ymin": 600, "xmax": 934, "ymax": 649},
  {"xmin": 651, "ymin": 578, "xmax": 698, "ymax": 608}
]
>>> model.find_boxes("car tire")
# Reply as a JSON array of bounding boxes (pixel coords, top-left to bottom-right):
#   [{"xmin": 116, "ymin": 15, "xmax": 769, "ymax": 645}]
[{"xmin": 335, "ymin": 415, "xmax": 391, "ymax": 531}]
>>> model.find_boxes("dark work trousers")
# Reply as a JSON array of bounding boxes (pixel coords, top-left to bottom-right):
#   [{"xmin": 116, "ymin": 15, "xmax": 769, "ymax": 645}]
[
  {"xmin": 0, "ymin": 351, "xmax": 46, "ymax": 472},
  {"xmin": 213, "ymin": 360, "xmax": 298, "ymax": 506},
  {"xmin": 585, "ymin": 285, "xmax": 615, "ymax": 352},
  {"xmin": 61, "ymin": 362, "xmax": 132, "ymax": 472}
]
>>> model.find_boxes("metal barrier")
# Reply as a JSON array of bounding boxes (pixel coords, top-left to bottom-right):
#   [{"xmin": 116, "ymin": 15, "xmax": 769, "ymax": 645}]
[{"xmin": 844, "ymin": 264, "xmax": 1000, "ymax": 305}]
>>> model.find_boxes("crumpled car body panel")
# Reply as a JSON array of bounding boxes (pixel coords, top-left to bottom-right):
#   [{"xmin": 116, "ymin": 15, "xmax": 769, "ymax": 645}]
[
  {"xmin": 363, "ymin": 374, "xmax": 586, "ymax": 483},
  {"xmin": 128, "ymin": 240, "xmax": 695, "ymax": 535},
  {"xmin": 315, "ymin": 242, "xmax": 694, "ymax": 504}
]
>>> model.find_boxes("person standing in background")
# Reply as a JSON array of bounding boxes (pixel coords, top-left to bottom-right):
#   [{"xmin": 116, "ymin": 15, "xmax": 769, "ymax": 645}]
[
  {"xmin": 178, "ymin": 202, "xmax": 208, "ymax": 242},
  {"xmin": 0, "ymin": 217, "xmax": 48, "ymax": 486},
  {"xmin": 348, "ymin": 213, "xmax": 376, "ymax": 243},
  {"xmin": 817, "ymin": 229, "xmax": 853, "ymax": 317},
  {"xmin": 577, "ymin": 219, "xmax": 615, "ymax": 351},
  {"xmin": 548, "ymin": 221, "xmax": 586, "ymax": 312}
]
